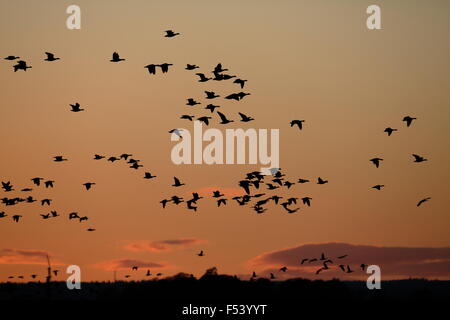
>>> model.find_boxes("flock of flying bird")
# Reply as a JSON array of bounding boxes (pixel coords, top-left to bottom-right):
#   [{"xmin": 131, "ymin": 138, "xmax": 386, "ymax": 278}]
[{"xmin": 1, "ymin": 29, "xmax": 432, "ymax": 282}]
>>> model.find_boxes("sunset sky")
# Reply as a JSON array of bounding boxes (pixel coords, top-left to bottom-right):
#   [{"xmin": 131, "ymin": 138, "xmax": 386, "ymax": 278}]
[{"xmin": 1, "ymin": 0, "xmax": 449, "ymax": 282}]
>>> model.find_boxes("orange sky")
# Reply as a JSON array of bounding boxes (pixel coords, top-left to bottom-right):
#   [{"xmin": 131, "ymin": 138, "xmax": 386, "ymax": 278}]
[{"xmin": 1, "ymin": 0, "xmax": 450, "ymax": 282}]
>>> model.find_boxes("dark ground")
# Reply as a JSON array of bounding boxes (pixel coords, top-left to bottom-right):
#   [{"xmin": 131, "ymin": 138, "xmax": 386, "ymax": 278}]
[{"xmin": 0, "ymin": 272, "xmax": 448, "ymax": 317}]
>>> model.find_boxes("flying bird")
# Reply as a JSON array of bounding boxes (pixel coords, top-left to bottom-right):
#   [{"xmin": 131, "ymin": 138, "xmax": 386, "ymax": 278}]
[
  {"xmin": 302, "ymin": 197, "xmax": 312, "ymax": 206},
  {"xmin": 4, "ymin": 55, "xmax": 19, "ymax": 60},
  {"xmin": 384, "ymin": 127, "xmax": 398, "ymax": 136},
  {"xmin": 402, "ymin": 116, "xmax": 417, "ymax": 127},
  {"xmin": 144, "ymin": 172, "xmax": 157, "ymax": 179},
  {"xmin": 317, "ymin": 177, "xmax": 328, "ymax": 185},
  {"xmin": 233, "ymin": 78, "xmax": 247, "ymax": 89},
  {"xmin": 164, "ymin": 30, "xmax": 180, "ymax": 37},
  {"xmin": 205, "ymin": 91, "xmax": 220, "ymax": 99},
  {"xmin": 172, "ymin": 177, "xmax": 185, "ymax": 187},
  {"xmin": 186, "ymin": 64, "xmax": 199, "ymax": 70},
  {"xmin": 53, "ymin": 156, "xmax": 68, "ymax": 162},
  {"xmin": 412, "ymin": 154, "xmax": 427, "ymax": 163},
  {"xmin": 70, "ymin": 103, "xmax": 84, "ymax": 112},
  {"xmin": 238, "ymin": 113, "xmax": 254, "ymax": 122},
  {"xmin": 217, "ymin": 111, "xmax": 233, "ymax": 124},
  {"xmin": 144, "ymin": 64, "xmax": 157, "ymax": 74},
  {"xmin": 44, "ymin": 180, "xmax": 54, "ymax": 188},
  {"xmin": 370, "ymin": 158, "xmax": 383, "ymax": 168},
  {"xmin": 13, "ymin": 60, "xmax": 32, "ymax": 72},
  {"xmin": 290, "ymin": 120, "xmax": 305, "ymax": 130},
  {"xmin": 205, "ymin": 104, "xmax": 220, "ymax": 113},
  {"xmin": 197, "ymin": 250, "xmax": 204, "ymax": 257},
  {"xmin": 417, "ymin": 197, "xmax": 431, "ymax": 207},
  {"xmin": 110, "ymin": 52, "xmax": 125, "ymax": 62},
  {"xmin": 186, "ymin": 98, "xmax": 200, "ymax": 106},
  {"xmin": 197, "ymin": 116, "xmax": 212, "ymax": 125},
  {"xmin": 44, "ymin": 52, "xmax": 60, "ymax": 61},
  {"xmin": 195, "ymin": 73, "xmax": 211, "ymax": 82},
  {"xmin": 372, "ymin": 185, "xmax": 385, "ymax": 190},
  {"xmin": 83, "ymin": 182, "xmax": 96, "ymax": 190},
  {"xmin": 159, "ymin": 63, "xmax": 173, "ymax": 73}
]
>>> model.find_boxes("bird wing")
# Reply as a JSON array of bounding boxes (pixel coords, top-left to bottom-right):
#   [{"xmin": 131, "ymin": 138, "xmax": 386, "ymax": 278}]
[
  {"xmin": 112, "ymin": 52, "xmax": 119, "ymax": 60},
  {"xmin": 45, "ymin": 52, "xmax": 54, "ymax": 59},
  {"xmin": 217, "ymin": 111, "xmax": 228, "ymax": 122}
]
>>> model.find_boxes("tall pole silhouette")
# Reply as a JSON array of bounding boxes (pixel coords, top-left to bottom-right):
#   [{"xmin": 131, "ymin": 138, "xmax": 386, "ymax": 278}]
[{"xmin": 46, "ymin": 254, "xmax": 52, "ymax": 283}]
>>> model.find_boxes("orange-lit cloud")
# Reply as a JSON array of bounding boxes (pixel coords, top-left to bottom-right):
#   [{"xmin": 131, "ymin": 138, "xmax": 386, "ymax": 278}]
[
  {"xmin": 95, "ymin": 259, "xmax": 171, "ymax": 271},
  {"xmin": 123, "ymin": 238, "xmax": 206, "ymax": 252},
  {"xmin": 0, "ymin": 249, "xmax": 63, "ymax": 266},
  {"xmin": 246, "ymin": 243, "xmax": 450, "ymax": 280}
]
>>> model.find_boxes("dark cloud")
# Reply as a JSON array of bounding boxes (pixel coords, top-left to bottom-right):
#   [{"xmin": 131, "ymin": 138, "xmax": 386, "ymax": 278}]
[
  {"xmin": 0, "ymin": 248, "xmax": 63, "ymax": 265},
  {"xmin": 95, "ymin": 259, "xmax": 170, "ymax": 271},
  {"xmin": 124, "ymin": 238, "xmax": 205, "ymax": 252},
  {"xmin": 247, "ymin": 243, "xmax": 450, "ymax": 280}
]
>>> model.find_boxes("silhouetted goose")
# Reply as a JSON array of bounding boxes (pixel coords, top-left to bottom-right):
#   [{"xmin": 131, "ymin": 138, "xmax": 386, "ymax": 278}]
[
  {"xmin": 144, "ymin": 172, "xmax": 156, "ymax": 179},
  {"xmin": 69, "ymin": 212, "xmax": 80, "ymax": 220},
  {"xmin": 12, "ymin": 215, "xmax": 22, "ymax": 222},
  {"xmin": 300, "ymin": 258, "xmax": 309, "ymax": 264},
  {"xmin": 53, "ymin": 156, "xmax": 68, "ymax": 162},
  {"xmin": 44, "ymin": 180, "xmax": 54, "ymax": 188},
  {"xmin": 164, "ymin": 30, "xmax": 180, "ymax": 37},
  {"xmin": 372, "ymin": 184, "xmax": 385, "ymax": 190},
  {"xmin": 346, "ymin": 265, "xmax": 353, "ymax": 273},
  {"xmin": 70, "ymin": 103, "xmax": 84, "ymax": 112},
  {"xmin": 417, "ymin": 197, "xmax": 431, "ymax": 207},
  {"xmin": 31, "ymin": 177, "xmax": 44, "ymax": 186},
  {"xmin": 132, "ymin": 266, "xmax": 138, "ymax": 271},
  {"xmin": 412, "ymin": 154, "xmax": 427, "ymax": 163},
  {"xmin": 129, "ymin": 162, "xmax": 143, "ymax": 170},
  {"xmin": 0, "ymin": 212, "xmax": 7, "ymax": 218},
  {"xmin": 290, "ymin": 120, "xmax": 305, "ymax": 130},
  {"xmin": 119, "ymin": 153, "xmax": 132, "ymax": 160},
  {"xmin": 51, "ymin": 210, "xmax": 59, "ymax": 217},
  {"xmin": 233, "ymin": 79, "xmax": 247, "ymax": 89},
  {"xmin": 197, "ymin": 116, "xmax": 212, "ymax": 125},
  {"xmin": 41, "ymin": 199, "xmax": 52, "ymax": 206},
  {"xmin": 146, "ymin": 270, "xmax": 152, "ymax": 276},
  {"xmin": 370, "ymin": 158, "xmax": 383, "ymax": 168},
  {"xmin": 31, "ymin": 274, "xmax": 37, "ymax": 279},
  {"xmin": 87, "ymin": 228, "xmax": 96, "ymax": 232},
  {"xmin": 217, "ymin": 198, "xmax": 227, "ymax": 207},
  {"xmin": 44, "ymin": 52, "xmax": 60, "ymax": 61},
  {"xmin": 180, "ymin": 114, "xmax": 194, "ymax": 121},
  {"xmin": 41, "ymin": 213, "xmax": 51, "ymax": 220},
  {"xmin": 284, "ymin": 181, "xmax": 295, "ymax": 188},
  {"xmin": 212, "ymin": 190, "xmax": 224, "ymax": 198},
  {"xmin": 186, "ymin": 64, "xmax": 199, "ymax": 70},
  {"xmin": 237, "ymin": 92, "xmax": 251, "ymax": 100},
  {"xmin": 93, "ymin": 154, "xmax": 105, "ymax": 160},
  {"xmin": 195, "ymin": 73, "xmax": 211, "ymax": 82},
  {"xmin": 107, "ymin": 156, "xmax": 120, "ymax": 162},
  {"xmin": 360, "ymin": 264, "xmax": 367, "ymax": 271},
  {"xmin": 315, "ymin": 268, "xmax": 324, "ymax": 275},
  {"xmin": 238, "ymin": 112, "xmax": 254, "ymax": 122},
  {"xmin": 83, "ymin": 182, "xmax": 96, "ymax": 190},
  {"xmin": 186, "ymin": 98, "xmax": 200, "ymax": 106},
  {"xmin": 225, "ymin": 93, "xmax": 240, "ymax": 101},
  {"xmin": 160, "ymin": 199, "xmax": 170, "ymax": 208},
  {"xmin": 4, "ymin": 55, "xmax": 19, "ymax": 60},
  {"xmin": 205, "ymin": 104, "xmax": 220, "ymax": 113},
  {"xmin": 172, "ymin": 177, "xmax": 185, "ymax": 187},
  {"xmin": 1, "ymin": 181, "xmax": 13, "ymax": 192},
  {"xmin": 214, "ymin": 63, "xmax": 228, "ymax": 73},
  {"xmin": 79, "ymin": 216, "xmax": 88, "ymax": 222},
  {"xmin": 191, "ymin": 192, "xmax": 203, "ymax": 202},
  {"xmin": 337, "ymin": 255, "xmax": 348, "ymax": 259},
  {"xmin": 13, "ymin": 60, "xmax": 32, "ymax": 72},
  {"xmin": 338, "ymin": 264, "xmax": 346, "ymax": 271},
  {"xmin": 205, "ymin": 91, "xmax": 219, "ymax": 99},
  {"xmin": 384, "ymin": 127, "xmax": 398, "ymax": 136},
  {"xmin": 279, "ymin": 266, "xmax": 287, "ymax": 272},
  {"xmin": 286, "ymin": 197, "xmax": 298, "ymax": 205},
  {"xmin": 110, "ymin": 52, "xmax": 125, "ymax": 62},
  {"xmin": 271, "ymin": 195, "xmax": 282, "ymax": 204},
  {"xmin": 298, "ymin": 178, "xmax": 309, "ymax": 184},
  {"xmin": 169, "ymin": 128, "xmax": 183, "ymax": 139},
  {"xmin": 197, "ymin": 250, "xmax": 204, "ymax": 257},
  {"xmin": 144, "ymin": 64, "xmax": 157, "ymax": 74},
  {"xmin": 302, "ymin": 197, "xmax": 312, "ymax": 206},
  {"xmin": 266, "ymin": 183, "xmax": 279, "ymax": 190},
  {"xmin": 217, "ymin": 111, "xmax": 233, "ymax": 124},
  {"xmin": 317, "ymin": 177, "xmax": 328, "ymax": 184},
  {"xmin": 402, "ymin": 116, "xmax": 417, "ymax": 127},
  {"xmin": 187, "ymin": 200, "xmax": 197, "ymax": 212},
  {"xmin": 159, "ymin": 63, "xmax": 173, "ymax": 73}
]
